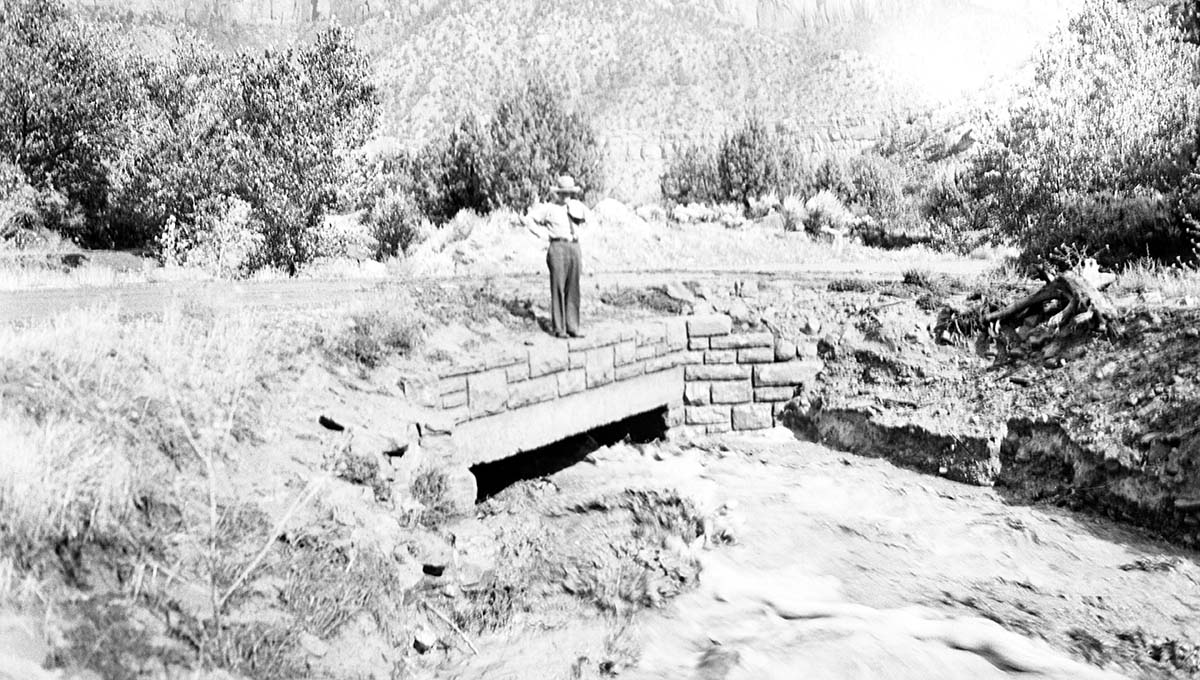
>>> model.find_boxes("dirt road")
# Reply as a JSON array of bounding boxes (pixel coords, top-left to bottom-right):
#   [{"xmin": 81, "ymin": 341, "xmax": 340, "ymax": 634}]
[{"xmin": 0, "ymin": 260, "xmax": 989, "ymax": 324}]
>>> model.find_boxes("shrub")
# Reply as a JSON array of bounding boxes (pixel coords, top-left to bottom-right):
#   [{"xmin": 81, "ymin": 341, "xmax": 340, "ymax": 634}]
[
  {"xmin": 660, "ymin": 118, "xmax": 811, "ymax": 208},
  {"xmin": 157, "ymin": 196, "xmax": 264, "ymax": 277},
  {"xmin": 780, "ymin": 194, "xmax": 807, "ymax": 232},
  {"xmin": 846, "ymin": 154, "xmax": 903, "ymax": 218},
  {"xmin": 716, "ymin": 116, "xmax": 777, "ymax": 208},
  {"xmin": 660, "ymin": 142, "xmax": 720, "ymax": 205},
  {"xmin": 329, "ymin": 300, "xmax": 426, "ymax": 370},
  {"xmin": 364, "ymin": 188, "xmax": 428, "ymax": 259},
  {"xmin": 435, "ymin": 115, "xmax": 493, "ymax": 220},
  {"xmin": 0, "ymin": 163, "xmax": 42, "ymax": 242},
  {"xmin": 967, "ymin": 0, "xmax": 1200, "ymax": 267},
  {"xmin": 803, "ymin": 190, "xmax": 854, "ymax": 235}
]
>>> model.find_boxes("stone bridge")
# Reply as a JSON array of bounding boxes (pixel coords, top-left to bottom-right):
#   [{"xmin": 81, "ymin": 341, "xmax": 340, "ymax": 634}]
[{"xmin": 411, "ymin": 314, "xmax": 823, "ymax": 477}]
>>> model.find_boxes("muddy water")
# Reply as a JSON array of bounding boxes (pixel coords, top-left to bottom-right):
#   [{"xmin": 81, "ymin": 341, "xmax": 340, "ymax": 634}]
[{"xmin": 452, "ymin": 430, "xmax": 1200, "ymax": 680}]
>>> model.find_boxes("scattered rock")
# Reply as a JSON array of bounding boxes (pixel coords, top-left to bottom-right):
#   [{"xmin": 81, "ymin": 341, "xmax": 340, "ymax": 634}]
[
  {"xmin": 727, "ymin": 300, "xmax": 753, "ymax": 324},
  {"xmin": 1095, "ymin": 362, "xmax": 1118, "ymax": 380},
  {"xmin": 1174, "ymin": 497, "xmax": 1200, "ymax": 512},
  {"xmin": 665, "ymin": 281, "xmax": 697, "ymax": 304},
  {"xmin": 773, "ymin": 338, "xmax": 797, "ymax": 362},
  {"xmin": 318, "ymin": 415, "xmax": 345, "ymax": 431},
  {"xmin": 298, "ymin": 631, "xmax": 329, "ymax": 658},
  {"xmin": 413, "ymin": 627, "xmax": 438, "ymax": 654},
  {"xmin": 408, "ymin": 533, "xmax": 453, "ymax": 574},
  {"xmin": 802, "ymin": 316, "xmax": 822, "ymax": 335}
]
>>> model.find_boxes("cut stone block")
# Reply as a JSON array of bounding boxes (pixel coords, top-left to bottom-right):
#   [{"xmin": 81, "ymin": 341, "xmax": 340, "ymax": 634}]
[
  {"xmin": 733, "ymin": 403, "xmax": 774, "ymax": 430},
  {"xmin": 737, "ymin": 347, "xmax": 775, "ymax": 364},
  {"xmin": 442, "ymin": 390, "xmax": 467, "ymax": 409},
  {"xmin": 506, "ymin": 361, "xmax": 530, "ymax": 382},
  {"xmin": 636, "ymin": 322, "xmax": 667, "ymax": 345},
  {"xmin": 467, "ymin": 368, "xmax": 509, "ymax": 417},
  {"xmin": 684, "ymin": 382, "xmax": 711, "ymax": 405},
  {"xmin": 637, "ymin": 343, "xmax": 663, "ymax": 360},
  {"xmin": 774, "ymin": 338, "xmax": 797, "ymax": 362},
  {"xmin": 558, "ymin": 369, "xmax": 587, "ymax": 396},
  {"xmin": 645, "ymin": 354, "xmax": 681, "ymax": 373},
  {"xmin": 585, "ymin": 346, "xmax": 616, "ymax": 388},
  {"xmin": 615, "ymin": 361, "xmax": 645, "ymax": 381},
  {"xmin": 685, "ymin": 364, "xmax": 751, "ymax": 381},
  {"xmin": 687, "ymin": 314, "xmax": 733, "ymax": 337},
  {"xmin": 704, "ymin": 349, "xmax": 737, "ymax": 364},
  {"xmin": 686, "ymin": 405, "xmax": 731, "ymax": 425},
  {"xmin": 754, "ymin": 386, "xmax": 795, "ymax": 402},
  {"xmin": 753, "ymin": 360, "xmax": 824, "ymax": 387},
  {"xmin": 614, "ymin": 340, "xmax": 638, "ymax": 366},
  {"xmin": 711, "ymin": 381, "xmax": 752, "ymax": 404},
  {"xmin": 439, "ymin": 376, "xmax": 467, "ymax": 396},
  {"xmin": 665, "ymin": 318, "xmax": 688, "ymax": 349},
  {"xmin": 710, "ymin": 332, "xmax": 774, "ymax": 350},
  {"xmin": 508, "ymin": 375, "xmax": 559, "ymax": 409},
  {"xmin": 529, "ymin": 343, "xmax": 569, "ymax": 377}
]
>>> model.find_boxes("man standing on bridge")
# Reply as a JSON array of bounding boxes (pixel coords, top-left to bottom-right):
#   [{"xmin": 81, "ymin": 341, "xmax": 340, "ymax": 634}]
[{"xmin": 519, "ymin": 174, "xmax": 591, "ymax": 339}]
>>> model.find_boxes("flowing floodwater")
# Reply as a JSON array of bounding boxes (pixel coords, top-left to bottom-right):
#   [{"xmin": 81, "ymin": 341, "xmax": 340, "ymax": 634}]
[{"xmin": 451, "ymin": 429, "xmax": 1200, "ymax": 680}]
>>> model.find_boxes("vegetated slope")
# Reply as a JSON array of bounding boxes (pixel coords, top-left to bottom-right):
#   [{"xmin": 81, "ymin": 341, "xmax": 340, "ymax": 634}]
[
  {"xmin": 73, "ymin": 0, "xmax": 1083, "ymax": 200},
  {"xmin": 363, "ymin": 0, "xmax": 1083, "ymax": 200}
]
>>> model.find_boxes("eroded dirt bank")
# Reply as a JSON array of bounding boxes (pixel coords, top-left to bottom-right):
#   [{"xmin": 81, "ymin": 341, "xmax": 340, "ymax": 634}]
[{"xmin": 4, "ymin": 272, "xmax": 1199, "ymax": 680}]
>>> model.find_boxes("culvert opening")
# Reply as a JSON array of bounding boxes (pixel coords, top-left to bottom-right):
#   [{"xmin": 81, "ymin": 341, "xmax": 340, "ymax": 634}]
[{"xmin": 470, "ymin": 406, "xmax": 670, "ymax": 503}]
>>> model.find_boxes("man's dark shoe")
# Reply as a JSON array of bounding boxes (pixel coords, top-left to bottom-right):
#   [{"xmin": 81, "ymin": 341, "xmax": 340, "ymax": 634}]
[
  {"xmin": 568, "ymin": 331, "xmax": 585, "ymax": 338},
  {"xmin": 554, "ymin": 332, "xmax": 569, "ymax": 339}
]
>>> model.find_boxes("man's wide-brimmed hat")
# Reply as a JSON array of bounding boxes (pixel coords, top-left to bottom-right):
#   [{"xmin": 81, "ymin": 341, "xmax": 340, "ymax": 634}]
[{"xmin": 550, "ymin": 174, "xmax": 584, "ymax": 195}]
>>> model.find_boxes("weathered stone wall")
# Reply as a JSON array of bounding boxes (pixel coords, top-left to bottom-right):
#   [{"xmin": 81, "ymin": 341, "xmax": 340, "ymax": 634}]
[
  {"xmin": 411, "ymin": 313, "xmax": 822, "ymax": 467},
  {"xmin": 679, "ymin": 314, "xmax": 823, "ymax": 437}
]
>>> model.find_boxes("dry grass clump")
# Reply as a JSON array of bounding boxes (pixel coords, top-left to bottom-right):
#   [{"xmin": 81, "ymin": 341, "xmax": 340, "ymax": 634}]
[
  {"xmin": 410, "ymin": 466, "xmax": 456, "ymax": 529},
  {"xmin": 1111, "ymin": 259, "xmax": 1200, "ymax": 300},
  {"xmin": 324, "ymin": 294, "xmax": 427, "ymax": 369},
  {"xmin": 0, "ymin": 306, "xmax": 289, "ymax": 560}
]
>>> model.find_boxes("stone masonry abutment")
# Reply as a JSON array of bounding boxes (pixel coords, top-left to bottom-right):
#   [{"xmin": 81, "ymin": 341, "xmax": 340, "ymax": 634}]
[{"xmin": 412, "ymin": 314, "xmax": 823, "ymax": 472}]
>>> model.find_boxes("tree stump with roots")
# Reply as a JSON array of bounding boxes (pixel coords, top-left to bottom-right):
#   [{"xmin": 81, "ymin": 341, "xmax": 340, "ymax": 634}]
[{"xmin": 935, "ymin": 272, "xmax": 1120, "ymax": 364}]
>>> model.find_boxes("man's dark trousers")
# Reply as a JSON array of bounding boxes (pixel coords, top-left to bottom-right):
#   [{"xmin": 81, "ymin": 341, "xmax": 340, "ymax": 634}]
[{"xmin": 547, "ymin": 239, "xmax": 581, "ymax": 336}]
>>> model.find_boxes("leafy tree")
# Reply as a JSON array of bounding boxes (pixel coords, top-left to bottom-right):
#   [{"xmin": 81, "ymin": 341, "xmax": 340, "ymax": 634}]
[
  {"xmin": 968, "ymin": 0, "xmax": 1200, "ymax": 266},
  {"xmin": 0, "ymin": 0, "xmax": 136, "ymax": 243},
  {"xmin": 111, "ymin": 25, "xmax": 378, "ymax": 271},
  {"xmin": 232, "ymin": 25, "xmax": 378, "ymax": 270},
  {"xmin": 486, "ymin": 76, "xmax": 604, "ymax": 211}
]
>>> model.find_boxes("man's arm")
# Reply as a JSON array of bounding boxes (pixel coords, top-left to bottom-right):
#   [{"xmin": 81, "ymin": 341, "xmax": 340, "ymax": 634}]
[{"xmin": 521, "ymin": 204, "xmax": 551, "ymax": 240}]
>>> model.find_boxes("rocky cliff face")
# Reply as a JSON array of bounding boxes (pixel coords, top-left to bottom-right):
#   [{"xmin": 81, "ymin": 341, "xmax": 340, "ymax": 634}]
[
  {"xmin": 72, "ymin": 0, "xmax": 435, "ymax": 25},
  {"xmin": 67, "ymin": 0, "xmax": 1086, "ymax": 201},
  {"xmin": 710, "ymin": 0, "xmax": 1081, "ymax": 30},
  {"xmin": 73, "ymin": 0, "xmax": 1077, "ymax": 28}
]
